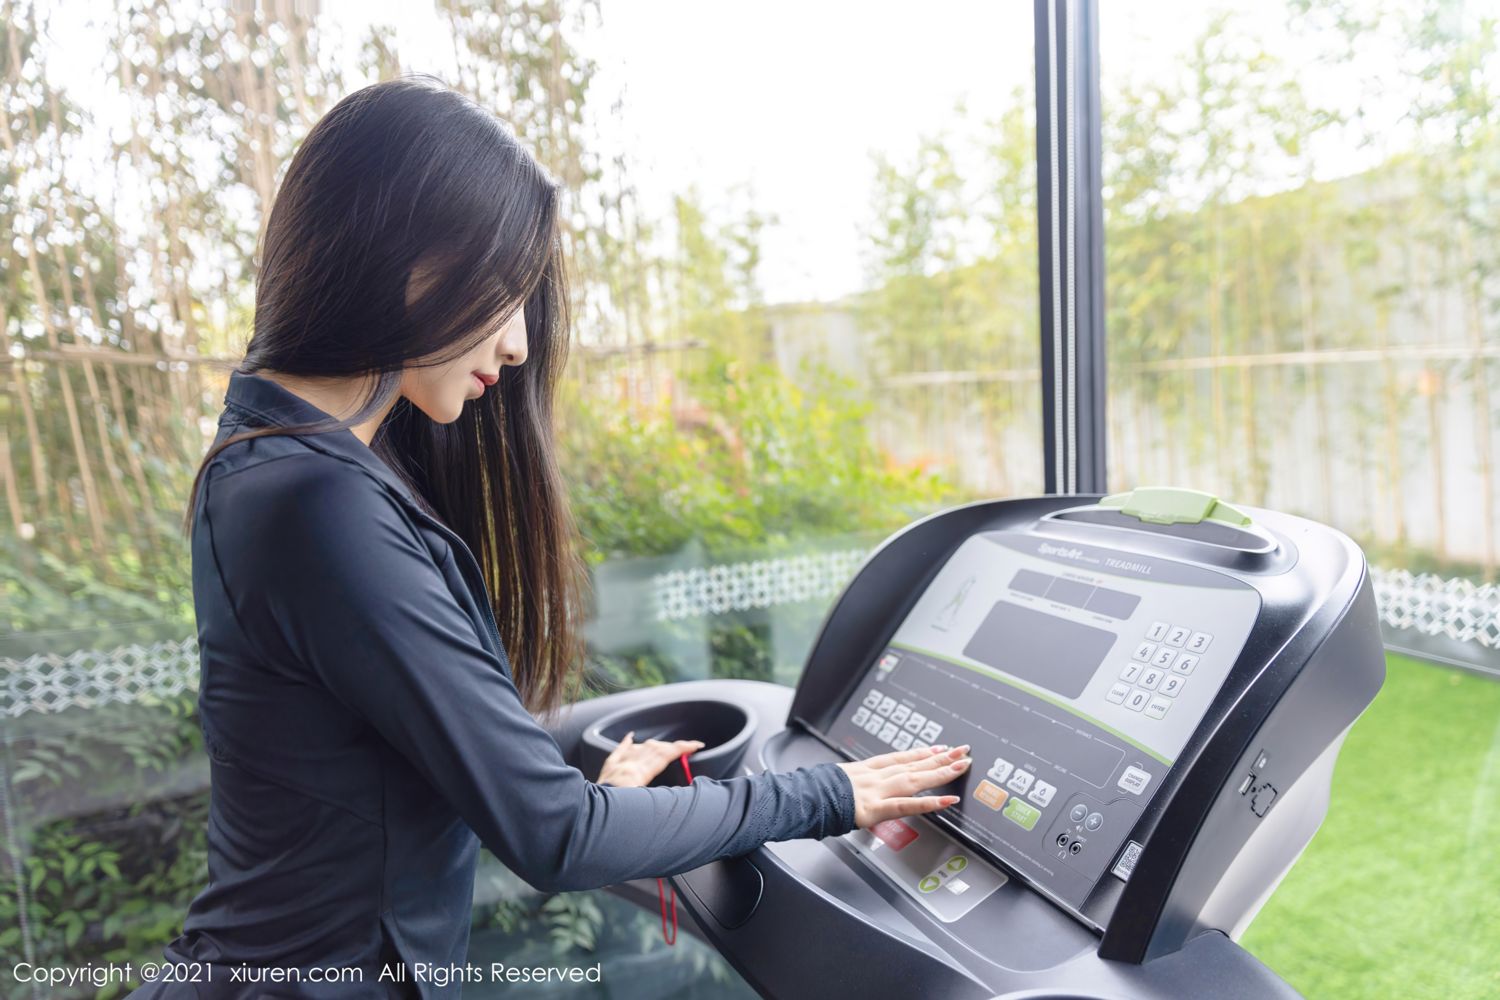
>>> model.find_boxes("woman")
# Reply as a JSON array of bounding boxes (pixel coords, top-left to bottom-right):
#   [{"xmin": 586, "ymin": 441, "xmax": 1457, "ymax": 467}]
[{"xmin": 134, "ymin": 76, "xmax": 971, "ymax": 997}]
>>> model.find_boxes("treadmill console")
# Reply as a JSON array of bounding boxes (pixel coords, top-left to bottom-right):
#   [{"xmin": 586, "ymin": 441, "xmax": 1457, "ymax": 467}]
[{"xmin": 823, "ymin": 528, "xmax": 1261, "ymax": 914}]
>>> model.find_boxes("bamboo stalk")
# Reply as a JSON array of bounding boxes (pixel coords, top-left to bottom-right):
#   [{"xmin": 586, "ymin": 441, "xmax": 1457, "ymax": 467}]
[{"xmin": 2, "ymin": 26, "xmax": 108, "ymax": 557}]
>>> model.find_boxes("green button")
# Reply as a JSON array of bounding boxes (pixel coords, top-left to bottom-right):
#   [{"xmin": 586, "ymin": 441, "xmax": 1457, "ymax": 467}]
[
  {"xmin": 1003, "ymin": 798, "xmax": 1041, "ymax": 831},
  {"xmin": 918, "ymin": 874, "xmax": 941, "ymax": 893},
  {"xmin": 945, "ymin": 855, "xmax": 968, "ymax": 873}
]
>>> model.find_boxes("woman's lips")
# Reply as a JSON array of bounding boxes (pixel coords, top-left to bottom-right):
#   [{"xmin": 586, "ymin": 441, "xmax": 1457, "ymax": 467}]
[{"xmin": 472, "ymin": 374, "xmax": 486, "ymax": 393}]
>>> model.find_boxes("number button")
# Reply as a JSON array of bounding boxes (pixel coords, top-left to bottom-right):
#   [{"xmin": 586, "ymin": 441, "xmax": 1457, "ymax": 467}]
[
  {"xmin": 1173, "ymin": 654, "xmax": 1199, "ymax": 675},
  {"xmin": 852, "ymin": 707, "xmax": 871, "ymax": 726},
  {"xmin": 1133, "ymin": 641, "xmax": 1157, "ymax": 662},
  {"xmin": 1139, "ymin": 667, "xmax": 1163, "ymax": 691},
  {"xmin": 876, "ymin": 696, "xmax": 897, "ymax": 716},
  {"xmin": 1188, "ymin": 631, "xmax": 1213, "ymax": 653},
  {"xmin": 1120, "ymin": 662, "xmax": 1143, "ymax": 683},
  {"xmin": 1146, "ymin": 621, "xmax": 1170, "ymax": 641},
  {"xmin": 904, "ymin": 712, "xmax": 926, "ymax": 733},
  {"xmin": 1159, "ymin": 674, "xmax": 1185, "ymax": 698},
  {"xmin": 890, "ymin": 704, "xmax": 911, "ymax": 725},
  {"xmin": 920, "ymin": 721, "xmax": 943, "ymax": 742},
  {"xmin": 863, "ymin": 689, "xmax": 883, "ymax": 708},
  {"xmin": 1151, "ymin": 645, "xmax": 1177, "ymax": 669},
  {"xmin": 1125, "ymin": 689, "xmax": 1150, "ymax": 712},
  {"xmin": 1165, "ymin": 626, "xmax": 1190, "ymax": 648}
]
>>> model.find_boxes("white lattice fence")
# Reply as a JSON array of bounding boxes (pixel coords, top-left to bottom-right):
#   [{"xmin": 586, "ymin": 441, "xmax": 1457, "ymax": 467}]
[
  {"xmin": 3, "ymin": 561, "xmax": 1496, "ymax": 720},
  {"xmin": 1371, "ymin": 567, "xmax": 1500, "ymax": 652}
]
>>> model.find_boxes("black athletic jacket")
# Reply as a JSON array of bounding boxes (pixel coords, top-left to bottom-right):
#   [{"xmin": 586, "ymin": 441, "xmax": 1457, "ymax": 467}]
[{"xmin": 129, "ymin": 369, "xmax": 857, "ymax": 997}]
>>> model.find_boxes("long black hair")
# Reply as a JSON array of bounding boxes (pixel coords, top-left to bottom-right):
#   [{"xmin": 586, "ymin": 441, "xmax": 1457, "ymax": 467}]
[{"xmin": 183, "ymin": 75, "xmax": 586, "ymax": 717}]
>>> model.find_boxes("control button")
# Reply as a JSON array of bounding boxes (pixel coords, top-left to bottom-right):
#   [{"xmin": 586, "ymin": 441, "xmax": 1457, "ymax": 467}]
[
  {"xmin": 1158, "ymin": 675, "xmax": 1185, "ymax": 698},
  {"xmin": 1173, "ymin": 654, "xmax": 1200, "ymax": 675},
  {"xmin": 890, "ymin": 704, "xmax": 911, "ymax": 725},
  {"xmin": 1085, "ymin": 811, "xmax": 1104, "ymax": 831},
  {"xmin": 1120, "ymin": 662, "xmax": 1143, "ymax": 683},
  {"xmin": 1188, "ymin": 631, "xmax": 1213, "ymax": 653},
  {"xmin": 1139, "ymin": 667, "xmax": 1163, "ymax": 691},
  {"xmin": 878, "ymin": 722, "xmax": 900, "ymax": 743},
  {"xmin": 852, "ymin": 707, "xmax": 870, "ymax": 726},
  {"xmin": 863, "ymin": 689, "xmax": 883, "ymax": 708},
  {"xmin": 1106, "ymin": 682, "xmax": 1130, "ymax": 704},
  {"xmin": 904, "ymin": 711, "xmax": 926, "ymax": 733},
  {"xmin": 1028, "ymin": 780, "xmax": 1056, "ymax": 808},
  {"xmin": 1145, "ymin": 696, "xmax": 1170, "ymax": 719},
  {"xmin": 973, "ymin": 779, "xmax": 1008, "ymax": 810},
  {"xmin": 1146, "ymin": 621, "xmax": 1169, "ymax": 641},
  {"xmin": 1124, "ymin": 689, "xmax": 1149, "ymax": 712},
  {"xmin": 987, "ymin": 757, "xmax": 1014, "ymax": 783},
  {"xmin": 920, "ymin": 721, "xmax": 943, "ymax": 742},
  {"xmin": 863, "ymin": 715, "xmax": 884, "ymax": 734},
  {"xmin": 1132, "ymin": 641, "xmax": 1157, "ymax": 662},
  {"xmin": 1002, "ymin": 798, "xmax": 1041, "ymax": 831},
  {"xmin": 1255, "ymin": 750, "xmax": 1270, "ymax": 770},
  {"xmin": 1165, "ymin": 626, "xmax": 1190, "ymax": 648},
  {"xmin": 1118, "ymin": 765, "xmax": 1153, "ymax": 795},
  {"xmin": 945, "ymin": 878, "xmax": 970, "ymax": 895},
  {"xmin": 891, "ymin": 731, "xmax": 914, "ymax": 750},
  {"xmin": 878, "ymin": 652, "xmax": 900, "ymax": 672},
  {"xmin": 876, "ymin": 696, "xmax": 897, "ymax": 717},
  {"xmin": 945, "ymin": 855, "xmax": 968, "ymax": 873},
  {"xmin": 871, "ymin": 818, "xmax": 919, "ymax": 851},
  {"xmin": 1150, "ymin": 645, "xmax": 1177, "ymax": 669},
  {"xmin": 1006, "ymin": 770, "xmax": 1034, "ymax": 795},
  {"xmin": 1070, "ymin": 803, "xmax": 1089, "ymax": 823},
  {"xmin": 919, "ymin": 874, "xmax": 941, "ymax": 893}
]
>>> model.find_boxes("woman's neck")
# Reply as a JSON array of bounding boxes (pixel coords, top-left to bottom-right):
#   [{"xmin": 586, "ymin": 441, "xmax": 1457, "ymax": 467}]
[{"xmin": 254, "ymin": 370, "xmax": 397, "ymax": 447}]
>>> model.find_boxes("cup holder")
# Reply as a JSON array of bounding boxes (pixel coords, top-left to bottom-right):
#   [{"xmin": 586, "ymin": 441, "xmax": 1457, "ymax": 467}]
[{"xmin": 581, "ymin": 699, "xmax": 757, "ymax": 787}]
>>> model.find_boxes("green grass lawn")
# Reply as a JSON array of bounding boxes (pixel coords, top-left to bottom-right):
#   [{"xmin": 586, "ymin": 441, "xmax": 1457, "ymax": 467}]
[{"xmin": 1241, "ymin": 654, "xmax": 1500, "ymax": 999}]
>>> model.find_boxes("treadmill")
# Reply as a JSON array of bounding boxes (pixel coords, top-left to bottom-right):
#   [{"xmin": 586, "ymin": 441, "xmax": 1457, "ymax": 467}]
[{"xmin": 548, "ymin": 488, "xmax": 1386, "ymax": 999}]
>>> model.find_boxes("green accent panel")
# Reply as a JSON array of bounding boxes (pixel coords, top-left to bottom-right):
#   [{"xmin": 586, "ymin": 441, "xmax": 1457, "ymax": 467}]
[{"xmin": 1099, "ymin": 486, "xmax": 1252, "ymax": 527}]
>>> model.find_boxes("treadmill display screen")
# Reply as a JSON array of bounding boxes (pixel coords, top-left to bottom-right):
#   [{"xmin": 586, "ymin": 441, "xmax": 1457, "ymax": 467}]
[{"xmin": 823, "ymin": 529, "xmax": 1261, "ymax": 912}]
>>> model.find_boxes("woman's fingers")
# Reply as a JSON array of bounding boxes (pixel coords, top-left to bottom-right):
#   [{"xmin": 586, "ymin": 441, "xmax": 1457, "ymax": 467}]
[
  {"xmin": 882, "ymin": 794, "xmax": 963, "ymax": 818},
  {"xmin": 884, "ymin": 755, "xmax": 971, "ymax": 795},
  {"xmin": 863, "ymin": 743, "xmax": 960, "ymax": 769}
]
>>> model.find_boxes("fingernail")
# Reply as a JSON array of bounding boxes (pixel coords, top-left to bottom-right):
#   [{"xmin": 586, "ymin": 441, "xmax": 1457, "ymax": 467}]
[
  {"xmin": 945, "ymin": 796, "xmax": 961, "ymax": 805},
  {"xmin": 931, "ymin": 744, "xmax": 949, "ymax": 752}
]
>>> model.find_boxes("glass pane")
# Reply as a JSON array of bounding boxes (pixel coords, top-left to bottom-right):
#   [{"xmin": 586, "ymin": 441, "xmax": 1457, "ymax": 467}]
[
  {"xmin": 1, "ymin": 1, "xmax": 1037, "ymax": 996},
  {"xmin": 1101, "ymin": 2, "xmax": 1499, "ymax": 995}
]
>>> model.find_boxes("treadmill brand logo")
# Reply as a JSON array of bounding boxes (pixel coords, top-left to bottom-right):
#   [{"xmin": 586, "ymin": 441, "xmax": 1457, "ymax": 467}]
[{"xmin": 1038, "ymin": 543, "xmax": 1086, "ymax": 561}]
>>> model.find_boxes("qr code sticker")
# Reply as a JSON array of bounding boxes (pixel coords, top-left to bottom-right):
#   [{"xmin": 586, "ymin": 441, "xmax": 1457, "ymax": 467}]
[{"xmin": 1112, "ymin": 840, "xmax": 1144, "ymax": 882}]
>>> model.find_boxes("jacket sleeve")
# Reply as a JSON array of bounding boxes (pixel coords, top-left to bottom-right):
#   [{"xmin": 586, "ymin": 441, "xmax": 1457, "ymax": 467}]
[{"xmin": 201, "ymin": 452, "xmax": 858, "ymax": 893}]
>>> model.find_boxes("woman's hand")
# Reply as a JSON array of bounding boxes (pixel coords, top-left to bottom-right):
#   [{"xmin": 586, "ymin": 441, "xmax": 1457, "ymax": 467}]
[
  {"xmin": 837, "ymin": 743, "xmax": 972, "ymax": 828},
  {"xmin": 597, "ymin": 731, "xmax": 705, "ymax": 788}
]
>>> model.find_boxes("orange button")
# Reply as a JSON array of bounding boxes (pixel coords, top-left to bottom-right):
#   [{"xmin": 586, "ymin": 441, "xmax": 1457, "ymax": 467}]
[{"xmin": 974, "ymin": 779, "xmax": 1008, "ymax": 811}]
